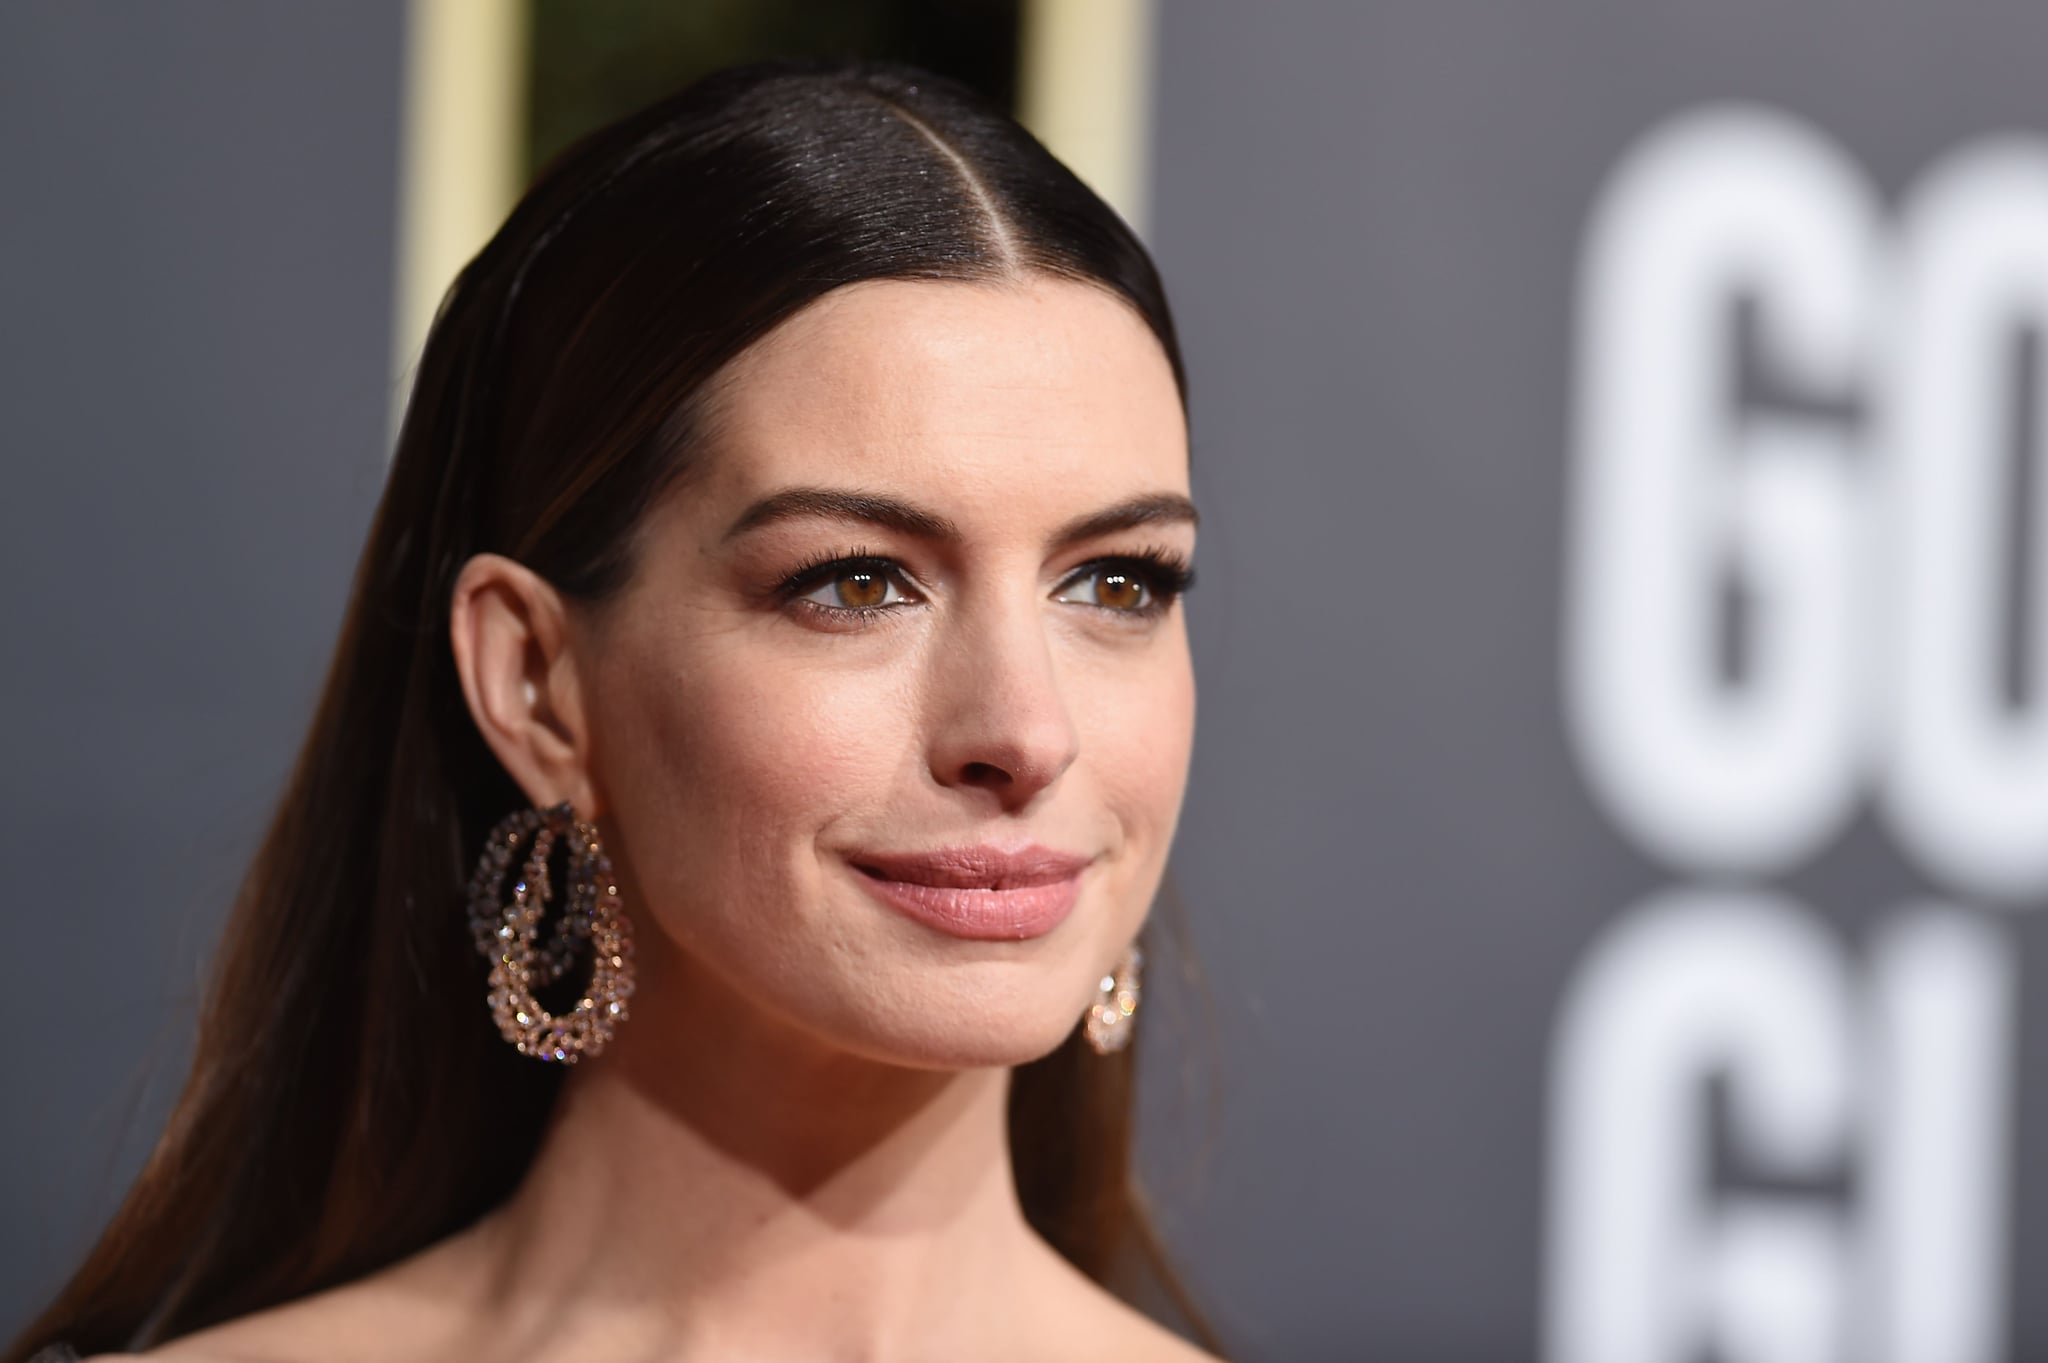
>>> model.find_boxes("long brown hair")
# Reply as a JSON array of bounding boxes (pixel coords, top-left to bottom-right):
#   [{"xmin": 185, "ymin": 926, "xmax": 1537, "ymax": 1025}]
[{"xmin": 5, "ymin": 56, "xmax": 1215, "ymax": 1360}]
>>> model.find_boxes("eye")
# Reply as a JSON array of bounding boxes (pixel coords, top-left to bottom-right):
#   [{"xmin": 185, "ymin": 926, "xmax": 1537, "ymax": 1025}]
[
  {"xmin": 1052, "ymin": 553, "xmax": 1194, "ymax": 616},
  {"xmin": 1057, "ymin": 565, "xmax": 1150, "ymax": 611},
  {"xmin": 787, "ymin": 557, "xmax": 919, "ymax": 612}
]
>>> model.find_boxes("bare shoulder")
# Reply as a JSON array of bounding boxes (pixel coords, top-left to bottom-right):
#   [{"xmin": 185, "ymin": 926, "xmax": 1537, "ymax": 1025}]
[
  {"xmin": 74, "ymin": 1343, "xmax": 267, "ymax": 1363},
  {"xmin": 1023, "ymin": 1241, "xmax": 1229, "ymax": 1363},
  {"xmin": 71, "ymin": 1303, "xmax": 431, "ymax": 1363},
  {"xmin": 1098, "ymin": 1322, "xmax": 1228, "ymax": 1363},
  {"xmin": 70, "ymin": 1296, "xmax": 382, "ymax": 1363},
  {"xmin": 1080, "ymin": 1307, "xmax": 1228, "ymax": 1363},
  {"xmin": 73, "ymin": 1253, "xmax": 474, "ymax": 1363},
  {"xmin": 70, "ymin": 1308, "xmax": 356, "ymax": 1363},
  {"xmin": 82, "ymin": 1332, "xmax": 322, "ymax": 1363},
  {"xmin": 75, "ymin": 1352, "xmax": 250, "ymax": 1363}
]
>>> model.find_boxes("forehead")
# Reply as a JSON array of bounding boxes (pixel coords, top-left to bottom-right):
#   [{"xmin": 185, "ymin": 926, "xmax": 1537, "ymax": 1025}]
[{"xmin": 691, "ymin": 276, "xmax": 1189, "ymax": 512}]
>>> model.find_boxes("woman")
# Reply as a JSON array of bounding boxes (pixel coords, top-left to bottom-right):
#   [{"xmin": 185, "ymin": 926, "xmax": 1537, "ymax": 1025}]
[{"xmin": 11, "ymin": 56, "xmax": 1220, "ymax": 1362}]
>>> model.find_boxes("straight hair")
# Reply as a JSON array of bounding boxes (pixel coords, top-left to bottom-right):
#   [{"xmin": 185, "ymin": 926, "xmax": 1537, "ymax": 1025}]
[{"xmin": 5, "ymin": 56, "xmax": 1214, "ymax": 1360}]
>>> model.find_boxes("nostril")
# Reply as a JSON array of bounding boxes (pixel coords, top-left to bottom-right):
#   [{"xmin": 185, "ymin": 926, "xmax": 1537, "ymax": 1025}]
[{"xmin": 960, "ymin": 760, "xmax": 1010, "ymax": 785}]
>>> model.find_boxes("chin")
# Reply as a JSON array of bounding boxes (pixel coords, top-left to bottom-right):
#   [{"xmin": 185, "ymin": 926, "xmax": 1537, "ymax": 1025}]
[{"xmin": 813, "ymin": 969, "xmax": 1096, "ymax": 1071}]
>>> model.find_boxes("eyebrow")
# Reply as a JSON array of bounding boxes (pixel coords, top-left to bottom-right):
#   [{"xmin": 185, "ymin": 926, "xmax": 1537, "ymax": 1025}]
[{"xmin": 720, "ymin": 486, "xmax": 1199, "ymax": 549}]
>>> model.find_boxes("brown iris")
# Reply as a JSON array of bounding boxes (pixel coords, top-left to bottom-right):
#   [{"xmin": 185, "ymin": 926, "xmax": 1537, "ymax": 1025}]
[
  {"xmin": 1094, "ymin": 570, "xmax": 1144, "ymax": 610},
  {"xmin": 834, "ymin": 569, "xmax": 890, "ymax": 608}
]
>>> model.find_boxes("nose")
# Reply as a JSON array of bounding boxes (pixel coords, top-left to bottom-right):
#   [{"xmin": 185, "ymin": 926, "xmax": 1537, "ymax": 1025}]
[{"xmin": 924, "ymin": 588, "xmax": 1081, "ymax": 809}]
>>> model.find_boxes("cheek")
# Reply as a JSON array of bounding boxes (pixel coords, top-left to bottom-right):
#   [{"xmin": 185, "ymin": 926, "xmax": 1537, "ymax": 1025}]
[
  {"xmin": 1075, "ymin": 631, "xmax": 1196, "ymax": 850},
  {"xmin": 598, "ymin": 630, "xmax": 921, "ymax": 883}
]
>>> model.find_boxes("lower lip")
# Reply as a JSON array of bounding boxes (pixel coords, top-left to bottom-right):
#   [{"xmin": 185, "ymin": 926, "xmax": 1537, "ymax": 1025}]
[{"xmin": 850, "ymin": 865, "xmax": 1082, "ymax": 941}]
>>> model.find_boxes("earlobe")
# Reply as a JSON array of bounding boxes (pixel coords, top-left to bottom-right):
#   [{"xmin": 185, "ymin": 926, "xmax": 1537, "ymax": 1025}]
[{"xmin": 448, "ymin": 553, "xmax": 598, "ymax": 817}]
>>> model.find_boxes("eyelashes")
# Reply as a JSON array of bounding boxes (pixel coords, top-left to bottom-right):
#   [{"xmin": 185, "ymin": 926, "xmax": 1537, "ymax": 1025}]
[
  {"xmin": 775, "ymin": 550, "xmax": 918, "ymax": 622},
  {"xmin": 1055, "ymin": 550, "xmax": 1197, "ymax": 615},
  {"xmin": 771, "ymin": 545, "xmax": 1196, "ymax": 626}
]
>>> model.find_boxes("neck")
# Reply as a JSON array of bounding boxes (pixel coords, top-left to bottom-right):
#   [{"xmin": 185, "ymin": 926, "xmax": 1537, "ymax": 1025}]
[{"xmin": 456, "ymin": 931, "xmax": 1064, "ymax": 1362}]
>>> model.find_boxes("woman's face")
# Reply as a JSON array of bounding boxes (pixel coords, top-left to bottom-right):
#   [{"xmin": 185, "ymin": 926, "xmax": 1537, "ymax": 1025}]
[{"xmin": 572, "ymin": 275, "xmax": 1194, "ymax": 1070}]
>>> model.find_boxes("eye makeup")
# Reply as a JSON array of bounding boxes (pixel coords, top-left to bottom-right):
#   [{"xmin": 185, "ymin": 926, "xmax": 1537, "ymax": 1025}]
[
  {"xmin": 773, "ymin": 547, "xmax": 923, "ymax": 626},
  {"xmin": 1051, "ymin": 546, "xmax": 1196, "ymax": 620},
  {"xmin": 768, "ymin": 544, "xmax": 1196, "ymax": 628}
]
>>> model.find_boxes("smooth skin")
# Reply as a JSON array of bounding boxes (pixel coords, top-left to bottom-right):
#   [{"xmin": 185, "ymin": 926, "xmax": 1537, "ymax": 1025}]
[{"xmin": 101, "ymin": 275, "xmax": 1208, "ymax": 1363}]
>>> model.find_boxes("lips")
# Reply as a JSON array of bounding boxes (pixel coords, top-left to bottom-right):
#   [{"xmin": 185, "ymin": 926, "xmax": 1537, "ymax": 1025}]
[{"xmin": 846, "ymin": 844, "xmax": 1091, "ymax": 940}]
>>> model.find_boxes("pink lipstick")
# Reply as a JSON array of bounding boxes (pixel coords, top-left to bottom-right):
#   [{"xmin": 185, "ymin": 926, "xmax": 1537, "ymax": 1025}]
[{"xmin": 846, "ymin": 844, "xmax": 1090, "ymax": 940}]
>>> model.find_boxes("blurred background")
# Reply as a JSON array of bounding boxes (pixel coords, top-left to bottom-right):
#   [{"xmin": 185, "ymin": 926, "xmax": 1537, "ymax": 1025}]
[{"xmin": 8, "ymin": 3, "xmax": 2048, "ymax": 1361}]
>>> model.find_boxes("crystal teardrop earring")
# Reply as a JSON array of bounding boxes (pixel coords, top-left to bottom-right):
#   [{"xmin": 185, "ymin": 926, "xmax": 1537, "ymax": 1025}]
[
  {"xmin": 466, "ymin": 799, "xmax": 636, "ymax": 1063},
  {"xmin": 1083, "ymin": 943, "xmax": 1143, "ymax": 1054}
]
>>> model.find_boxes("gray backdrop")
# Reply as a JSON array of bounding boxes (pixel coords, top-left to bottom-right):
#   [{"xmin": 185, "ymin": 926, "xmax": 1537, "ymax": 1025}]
[
  {"xmin": 0, "ymin": 0, "xmax": 403, "ymax": 1341},
  {"xmin": 11, "ymin": 5, "xmax": 2048, "ymax": 1363},
  {"xmin": 1146, "ymin": 3, "xmax": 2048, "ymax": 1362}
]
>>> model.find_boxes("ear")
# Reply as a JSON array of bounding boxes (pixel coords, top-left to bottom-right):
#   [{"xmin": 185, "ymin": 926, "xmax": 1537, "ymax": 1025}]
[{"xmin": 448, "ymin": 553, "xmax": 604, "ymax": 819}]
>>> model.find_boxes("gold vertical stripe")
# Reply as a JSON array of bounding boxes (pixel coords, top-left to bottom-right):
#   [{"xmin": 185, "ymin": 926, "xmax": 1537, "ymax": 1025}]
[
  {"xmin": 389, "ymin": 0, "xmax": 530, "ymax": 449},
  {"xmin": 1017, "ymin": 0, "xmax": 1158, "ymax": 235}
]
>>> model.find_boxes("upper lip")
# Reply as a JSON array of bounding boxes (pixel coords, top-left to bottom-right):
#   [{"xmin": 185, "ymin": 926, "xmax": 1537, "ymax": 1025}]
[{"xmin": 848, "ymin": 844, "xmax": 1094, "ymax": 889}]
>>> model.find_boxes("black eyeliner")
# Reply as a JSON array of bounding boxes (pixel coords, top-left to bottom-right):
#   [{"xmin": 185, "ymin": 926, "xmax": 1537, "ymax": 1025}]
[
  {"xmin": 1060, "ymin": 547, "xmax": 1197, "ymax": 614},
  {"xmin": 772, "ymin": 547, "xmax": 902, "ymax": 603},
  {"xmin": 770, "ymin": 546, "xmax": 1195, "ymax": 620}
]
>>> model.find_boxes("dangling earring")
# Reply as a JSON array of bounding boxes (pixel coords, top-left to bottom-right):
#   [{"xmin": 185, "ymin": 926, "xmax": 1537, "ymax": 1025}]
[
  {"xmin": 1084, "ymin": 943, "xmax": 1144, "ymax": 1054},
  {"xmin": 467, "ymin": 799, "xmax": 636, "ymax": 1063}
]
